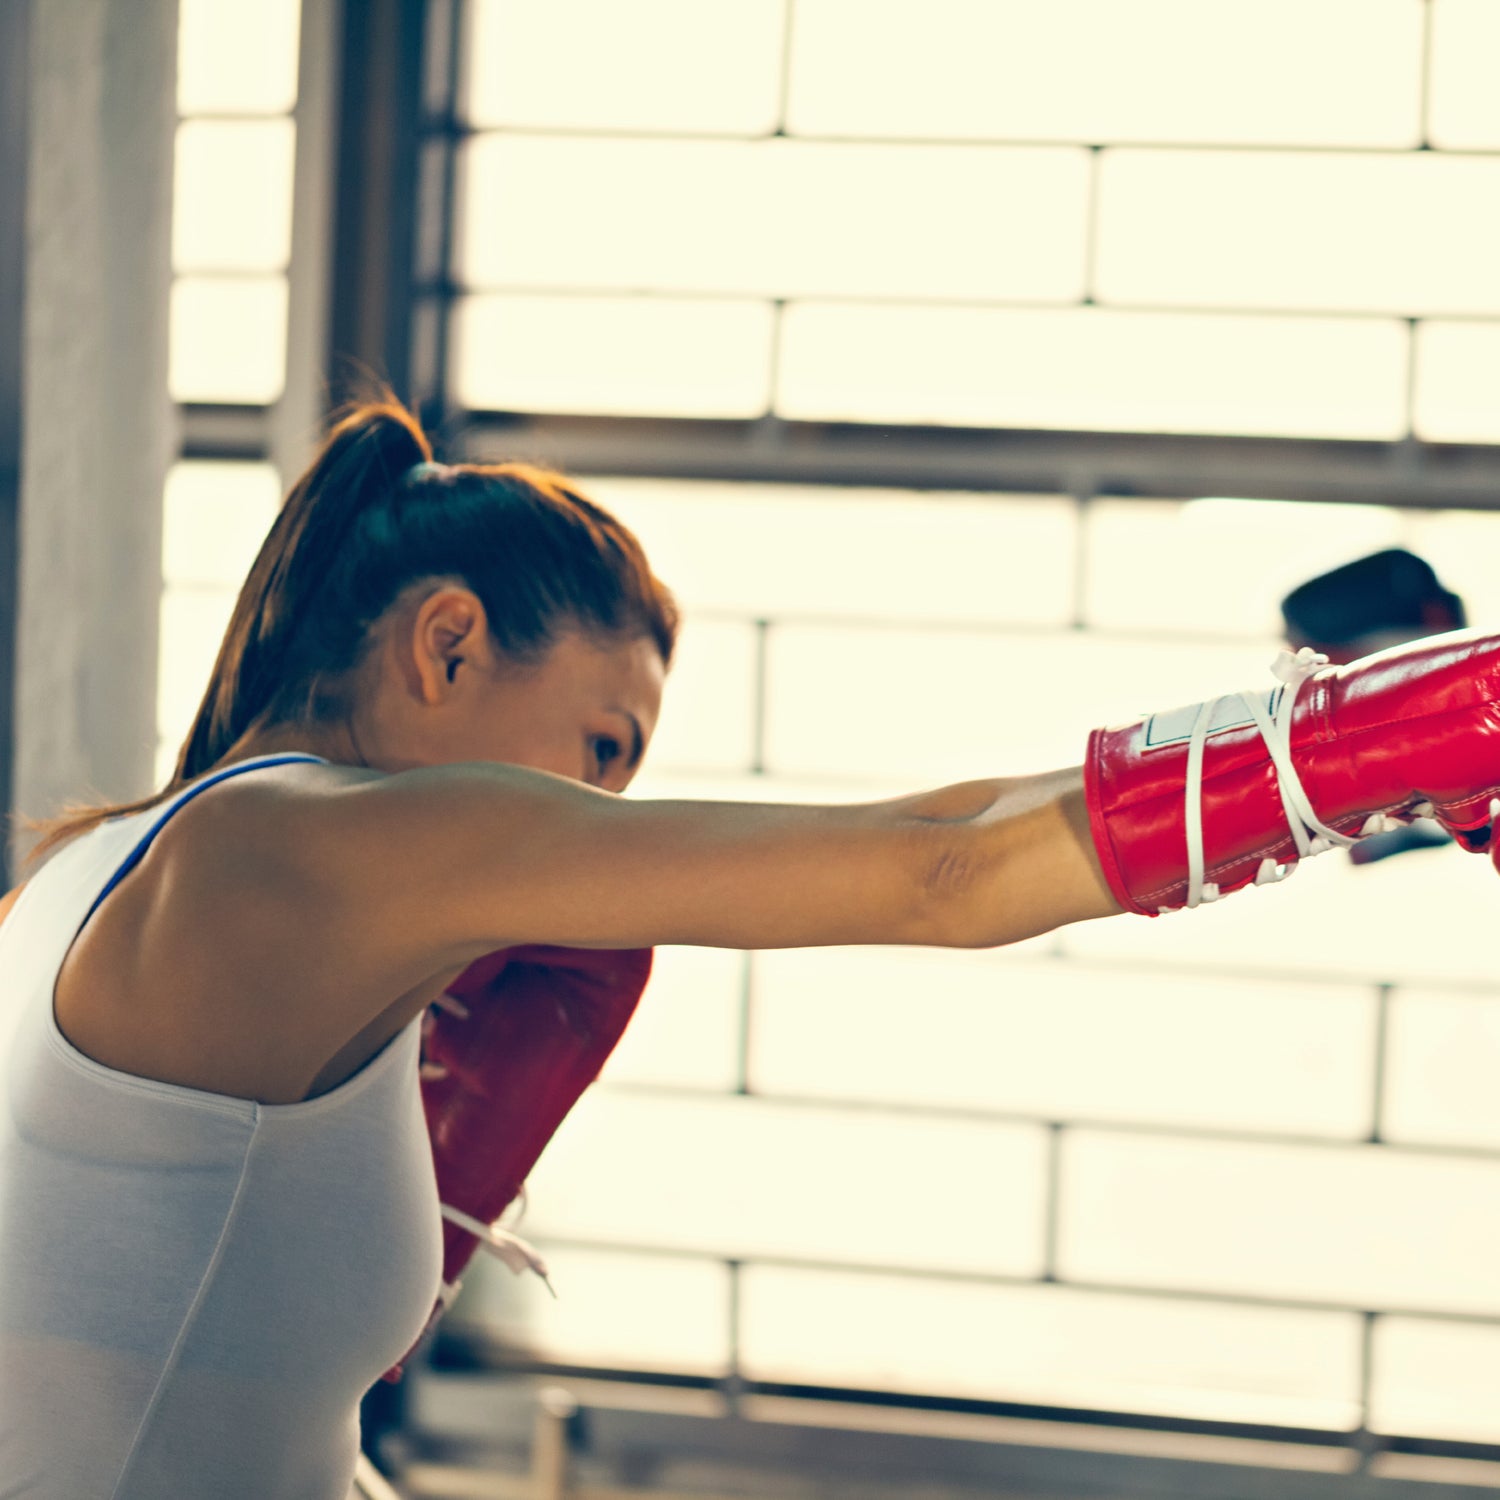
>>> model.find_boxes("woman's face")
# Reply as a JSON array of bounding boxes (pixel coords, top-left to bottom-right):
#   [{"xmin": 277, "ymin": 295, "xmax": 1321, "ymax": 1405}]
[
  {"xmin": 466, "ymin": 627, "xmax": 666, "ymax": 793},
  {"xmin": 366, "ymin": 584, "xmax": 666, "ymax": 792}
]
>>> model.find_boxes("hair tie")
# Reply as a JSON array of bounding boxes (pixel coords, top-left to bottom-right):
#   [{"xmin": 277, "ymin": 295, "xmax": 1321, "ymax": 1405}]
[{"xmin": 404, "ymin": 459, "xmax": 452, "ymax": 484}]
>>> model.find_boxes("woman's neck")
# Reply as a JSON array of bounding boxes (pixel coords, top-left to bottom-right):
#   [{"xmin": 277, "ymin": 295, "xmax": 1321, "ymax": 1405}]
[{"xmin": 224, "ymin": 718, "xmax": 364, "ymax": 768}]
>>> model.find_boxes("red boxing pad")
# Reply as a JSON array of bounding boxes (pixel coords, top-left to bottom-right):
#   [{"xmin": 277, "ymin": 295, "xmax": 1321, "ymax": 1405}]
[
  {"xmin": 383, "ymin": 944, "xmax": 652, "ymax": 1380},
  {"xmin": 1088, "ymin": 631, "xmax": 1500, "ymax": 915}
]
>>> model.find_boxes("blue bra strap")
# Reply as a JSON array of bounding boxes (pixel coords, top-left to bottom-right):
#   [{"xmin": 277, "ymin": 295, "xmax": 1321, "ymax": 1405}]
[{"xmin": 84, "ymin": 754, "xmax": 330, "ymax": 924}]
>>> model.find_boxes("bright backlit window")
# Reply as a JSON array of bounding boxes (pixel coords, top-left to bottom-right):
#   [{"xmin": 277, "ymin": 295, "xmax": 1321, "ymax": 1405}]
[
  {"xmin": 448, "ymin": 1, "xmax": 1500, "ymax": 1436},
  {"xmin": 156, "ymin": 461, "xmax": 281, "ymax": 783},
  {"xmin": 159, "ymin": 5, "xmax": 300, "ymax": 778},
  {"xmin": 143, "ymin": 0, "xmax": 1500, "ymax": 1445},
  {"xmin": 787, "ymin": 0, "xmax": 1423, "ymax": 148},
  {"xmin": 168, "ymin": 0, "xmax": 300, "ymax": 403},
  {"xmin": 453, "ymin": 0, "xmax": 1493, "ymax": 444}
]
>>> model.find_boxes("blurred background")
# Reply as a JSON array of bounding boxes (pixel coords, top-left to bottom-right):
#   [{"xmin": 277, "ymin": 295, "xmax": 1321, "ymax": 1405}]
[{"xmin": 5, "ymin": 2, "xmax": 1500, "ymax": 1496}]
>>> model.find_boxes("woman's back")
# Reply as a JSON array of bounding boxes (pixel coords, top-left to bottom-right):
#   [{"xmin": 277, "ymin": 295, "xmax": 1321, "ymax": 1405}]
[{"xmin": 0, "ymin": 756, "xmax": 443, "ymax": 1499}]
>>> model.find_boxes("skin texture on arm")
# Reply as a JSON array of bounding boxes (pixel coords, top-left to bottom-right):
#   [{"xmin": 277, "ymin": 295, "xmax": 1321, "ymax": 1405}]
[
  {"xmin": 256, "ymin": 757, "xmax": 1118, "ymax": 1004},
  {"xmin": 0, "ymin": 775, "xmax": 1106, "ymax": 959}
]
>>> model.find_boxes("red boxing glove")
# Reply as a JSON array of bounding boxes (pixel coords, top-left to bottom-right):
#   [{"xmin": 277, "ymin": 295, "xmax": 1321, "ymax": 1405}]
[
  {"xmin": 383, "ymin": 945, "xmax": 652, "ymax": 1381},
  {"xmin": 1086, "ymin": 632, "xmax": 1500, "ymax": 915}
]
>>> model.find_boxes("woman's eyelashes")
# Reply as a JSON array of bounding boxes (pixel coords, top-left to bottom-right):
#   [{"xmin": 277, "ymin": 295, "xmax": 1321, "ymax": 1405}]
[{"xmin": 591, "ymin": 735, "xmax": 622, "ymax": 777}]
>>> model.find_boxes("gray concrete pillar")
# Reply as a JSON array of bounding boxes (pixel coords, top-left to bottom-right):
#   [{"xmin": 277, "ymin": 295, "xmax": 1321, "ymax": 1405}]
[
  {"xmin": 13, "ymin": 0, "xmax": 179, "ymax": 859},
  {"xmin": 0, "ymin": 2, "xmax": 29, "ymax": 884}
]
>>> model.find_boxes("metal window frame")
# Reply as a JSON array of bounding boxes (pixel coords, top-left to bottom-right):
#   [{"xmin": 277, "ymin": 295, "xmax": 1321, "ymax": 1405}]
[
  {"xmin": 453, "ymin": 412, "xmax": 1500, "ymax": 511},
  {"xmin": 404, "ymin": 1366, "xmax": 1500, "ymax": 1498}
]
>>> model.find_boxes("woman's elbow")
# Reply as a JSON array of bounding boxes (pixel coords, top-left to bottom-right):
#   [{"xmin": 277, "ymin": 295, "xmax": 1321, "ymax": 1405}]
[
  {"xmin": 906, "ymin": 824, "xmax": 999, "ymax": 949},
  {"xmin": 903, "ymin": 803, "xmax": 1095, "ymax": 950}
]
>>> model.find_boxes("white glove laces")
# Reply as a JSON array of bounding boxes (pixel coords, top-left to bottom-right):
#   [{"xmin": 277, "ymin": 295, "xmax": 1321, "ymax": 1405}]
[
  {"xmin": 437, "ymin": 1189, "xmax": 556, "ymax": 1307},
  {"xmin": 421, "ymin": 992, "xmax": 557, "ymax": 1304},
  {"xmin": 1179, "ymin": 647, "xmax": 1399, "ymax": 912}
]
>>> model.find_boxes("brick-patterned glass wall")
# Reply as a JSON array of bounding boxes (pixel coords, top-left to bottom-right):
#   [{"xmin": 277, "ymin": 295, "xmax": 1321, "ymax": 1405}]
[
  {"xmin": 451, "ymin": 484, "xmax": 1500, "ymax": 1442},
  {"xmin": 156, "ymin": 0, "xmax": 300, "ymax": 778},
  {"xmin": 450, "ymin": 0, "xmax": 1500, "ymax": 443},
  {"xmin": 444, "ymin": 0, "xmax": 1500, "ymax": 1446}
]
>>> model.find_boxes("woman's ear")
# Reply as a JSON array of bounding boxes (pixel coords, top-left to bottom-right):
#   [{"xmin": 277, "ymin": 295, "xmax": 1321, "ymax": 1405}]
[{"xmin": 407, "ymin": 584, "xmax": 488, "ymax": 703}]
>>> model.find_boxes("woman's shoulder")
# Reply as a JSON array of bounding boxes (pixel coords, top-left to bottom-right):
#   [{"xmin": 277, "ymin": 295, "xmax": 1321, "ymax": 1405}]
[
  {"xmin": 198, "ymin": 753, "xmax": 380, "ymax": 805},
  {"xmin": 146, "ymin": 757, "xmax": 393, "ymax": 942},
  {"xmin": 51, "ymin": 759, "xmax": 414, "ymax": 1102},
  {"xmin": 164, "ymin": 756, "xmax": 381, "ymax": 861}
]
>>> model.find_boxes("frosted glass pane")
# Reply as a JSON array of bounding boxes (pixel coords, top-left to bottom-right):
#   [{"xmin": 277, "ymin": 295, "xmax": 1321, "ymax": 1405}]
[
  {"xmin": 1413, "ymin": 322, "xmax": 1500, "ymax": 444},
  {"xmin": 1061, "ymin": 1130, "xmax": 1500, "ymax": 1313},
  {"xmin": 459, "ymin": 136, "xmax": 1089, "ymax": 302},
  {"xmin": 1097, "ymin": 151, "xmax": 1500, "ymax": 317},
  {"xmin": 177, "ymin": 0, "xmax": 301, "ymax": 116},
  {"xmin": 464, "ymin": 0, "xmax": 784, "ymax": 134},
  {"xmin": 452, "ymin": 294, "xmax": 772, "ymax": 417},
  {"xmin": 1385, "ymin": 991, "xmax": 1500, "ymax": 1149},
  {"xmin": 778, "ymin": 303, "xmax": 1409, "ymax": 440},
  {"xmin": 173, "ymin": 120, "xmax": 295, "ymax": 272},
  {"xmin": 764, "ymin": 625, "xmax": 1282, "ymax": 781},
  {"xmin": 154, "ymin": 739, "xmax": 178, "ymax": 791},
  {"xmin": 162, "ymin": 460, "xmax": 280, "ymax": 587},
  {"xmin": 169, "ymin": 276, "xmax": 288, "ymax": 404},
  {"xmin": 1062, "ymin": 838, "xmax": 1494, "ymax": 987},
  {"xmin": 1371, "ymin": 1318, "xmax": 1500, "ymax": 1443},
  {"xmin": 752, "ymin": 950, "xmax": 1376, "ymax": 1139},
  {"xmin": 1428, "ymin": 0, "xmax": 1500, "ymax": 150},
  {"xmin": 587, "ymin": 479, "xmax": 1078, "ymax": 627},
  {"xmin": 158, "ymin": 588, "xmax": 236, "ymax": 747},
  {"xmin": 1085, "ymin": 498, "xmax": 1406, "ymax": 636},
  {"xmin": 525, "ymin": 1091, "xmax": 1047, "ymax": 1273},
  {"xmin": 600, "ymin": 946, "xmax": 743, "ymax": 1091},
  {"xmin": 451, "ymin": 1245, "xmax": 730, "ymax": 1375},
  {"xmin": 788, "ymin": 0, "xmax": 1422, "ymax": 149},
  {"xmin": 1403, "ymin": 509, "xmax": 1500, "ymax": 629},
  {"xmin": 742, "ymin": 1267, "xmax": 1363, "ymax": 1429},
  {"xmin": 645, "ymin": 619, "xmax": 757, "ymax": 772}
]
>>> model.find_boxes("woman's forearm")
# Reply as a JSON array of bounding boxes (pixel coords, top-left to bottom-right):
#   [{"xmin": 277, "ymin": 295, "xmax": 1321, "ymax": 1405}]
[{"xmin": 897, "ymin": 767, "xmax": 1121, "ymax": 948}]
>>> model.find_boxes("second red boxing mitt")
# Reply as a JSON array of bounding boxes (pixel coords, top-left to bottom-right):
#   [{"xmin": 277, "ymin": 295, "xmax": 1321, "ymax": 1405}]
[{"xmin": 383, "ymin": 944, "xmax": 652, "ymax": 1380}]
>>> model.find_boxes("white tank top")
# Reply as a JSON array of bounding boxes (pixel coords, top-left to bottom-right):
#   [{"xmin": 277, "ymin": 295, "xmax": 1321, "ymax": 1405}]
[{"xmin": 0, "ymin": 755, "xmax": 444, "ymax": 1499}]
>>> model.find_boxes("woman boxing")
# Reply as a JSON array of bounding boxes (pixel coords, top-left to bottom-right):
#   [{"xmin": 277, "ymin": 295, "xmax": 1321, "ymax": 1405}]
[{"xmin": 4, "ymin": 391, "xmax": 1500, "ymax": 1499}]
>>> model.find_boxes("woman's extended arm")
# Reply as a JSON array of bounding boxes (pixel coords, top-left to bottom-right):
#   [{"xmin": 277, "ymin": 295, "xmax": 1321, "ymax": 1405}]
[
  {"xmin": 283, "ymin": 760, "xmax": 1117, "ymax": 983},
  {"xmin": 218, "ymin": 627, "xmax": 1500, "ymax": 1048}
]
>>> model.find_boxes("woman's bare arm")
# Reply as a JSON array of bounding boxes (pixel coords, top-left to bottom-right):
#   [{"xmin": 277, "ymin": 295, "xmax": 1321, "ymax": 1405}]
[{"xmin": 268, "ymin": 760, "xmax": 1118, "ymax": 996}]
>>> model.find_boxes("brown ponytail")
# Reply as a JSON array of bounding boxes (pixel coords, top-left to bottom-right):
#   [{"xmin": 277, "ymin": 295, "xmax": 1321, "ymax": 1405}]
[{"xmin": 20, "ymin": 385, "xmax": 678, "ymax": 865}]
